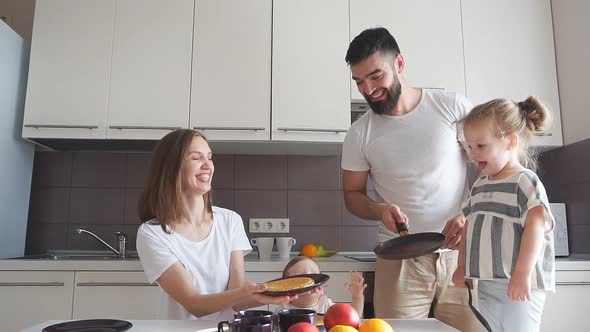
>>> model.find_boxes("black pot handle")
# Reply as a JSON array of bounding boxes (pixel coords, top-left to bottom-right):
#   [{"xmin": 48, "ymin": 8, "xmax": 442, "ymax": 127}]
[
  {"xmin": 466, "ymin": 281, "xmax": 492, "ymax": 332},
  {"xmin": 218, "ymin": 320, "xmax": 230, "ymax": 332}
]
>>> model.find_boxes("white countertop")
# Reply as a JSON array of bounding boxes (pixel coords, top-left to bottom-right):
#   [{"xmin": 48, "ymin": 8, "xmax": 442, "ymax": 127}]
[
  {"xmin": 0, "ymin": 252, "xmax": 375, "ymax": 272},
  {"xmin": 1, "ymin": 252, "xmax": 589, "ymax": 272},
  {"xmin": 22, "ymin": 318, "xmax": 459, "ymax": 332}
]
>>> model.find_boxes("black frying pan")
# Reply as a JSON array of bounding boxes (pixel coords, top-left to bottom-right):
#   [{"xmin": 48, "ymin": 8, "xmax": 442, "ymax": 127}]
[{"xmin": 373, "ymin": 222, "xmax": 446, "ymax": 260}]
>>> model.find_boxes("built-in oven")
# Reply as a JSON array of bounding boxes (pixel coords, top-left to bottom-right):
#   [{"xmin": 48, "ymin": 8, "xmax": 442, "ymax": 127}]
[
  {"xmin": 351, "ymin": 101, "xmax": 369, "ymax": 124},
  {"xmin": 550, "ymin": 203, "xmax": 569, "ymax": 257}
]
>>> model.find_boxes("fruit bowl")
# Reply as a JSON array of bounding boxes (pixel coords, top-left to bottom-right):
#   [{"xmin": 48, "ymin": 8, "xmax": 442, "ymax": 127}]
[{"xmin": 316, "ymin": 250, "xmax": 337, "ymax": 257}]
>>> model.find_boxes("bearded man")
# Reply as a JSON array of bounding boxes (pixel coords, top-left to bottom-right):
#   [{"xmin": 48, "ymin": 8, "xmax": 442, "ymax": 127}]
[{"xmin": 341, "ymin": 27, "xmax": 479, "ymax": 332}]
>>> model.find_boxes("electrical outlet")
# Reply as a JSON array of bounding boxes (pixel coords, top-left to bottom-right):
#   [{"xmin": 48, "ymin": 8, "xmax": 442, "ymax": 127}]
[{"xmin": 249, "ymin": 218, "xmax": 289, "ymax": 233}]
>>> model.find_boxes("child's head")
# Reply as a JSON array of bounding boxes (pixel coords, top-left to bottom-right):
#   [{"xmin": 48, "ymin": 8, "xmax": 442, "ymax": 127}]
[
  {"xmin": 461, "ymin": 96, "xmax": 551, "ymax": 174},
  {"xmin": 282, "ymin": 256, "xmax": 324, "ymax": 307},
  {"xmin": 283, "ymin": 256, "xmax": 321, "ymax": 278}
]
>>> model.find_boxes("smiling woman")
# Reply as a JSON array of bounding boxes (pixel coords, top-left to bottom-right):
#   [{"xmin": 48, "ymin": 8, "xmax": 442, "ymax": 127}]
[{"xmin": 135, "ymin": 129, "xmax": 292, "ymax": 321}]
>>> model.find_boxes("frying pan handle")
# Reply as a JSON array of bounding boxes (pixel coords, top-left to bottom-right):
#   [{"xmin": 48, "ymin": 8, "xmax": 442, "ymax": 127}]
[{"xmin": 396, "ymin": 222, "xmax": 409, "ymax": 236}]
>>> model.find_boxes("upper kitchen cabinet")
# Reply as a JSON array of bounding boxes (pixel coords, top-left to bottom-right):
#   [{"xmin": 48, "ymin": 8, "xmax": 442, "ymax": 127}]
[
  {"xmin": 22, "ymin": 0, "xmax": 115, "ymax": 139},
  {"xmin": 106, "ymin": 0, "xmax": 193, "ymax": 140},
  {"xmin": 272, "ymin": 0, "xmax": 350, "ymax": 142},
  {"xmin": 462, "ymin": 0, "xmax": 563, "ymax": 146},
  {"xmin": 350, "ymin": 0, "xmax": 466, "ymax": 101},
  {"xmin": 190, "ymin": 0, "xmax": 271, "ymax": 140}
]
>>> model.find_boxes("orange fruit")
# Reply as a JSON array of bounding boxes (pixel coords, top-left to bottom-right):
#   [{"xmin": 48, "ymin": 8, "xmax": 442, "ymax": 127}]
[
  {"xmin": 301, "ymin": 243, "xmax": 318, "ymax": 258},
  {"xmin": 359, "ymin": 319, "xmax": 393, "ymax": 332},
  {"xmin": 328, "ymin": 325, "xmax": 358, "ymax": 332}
]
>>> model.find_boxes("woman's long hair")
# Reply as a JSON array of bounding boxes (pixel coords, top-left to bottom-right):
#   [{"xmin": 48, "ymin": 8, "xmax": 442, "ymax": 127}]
[{"xmin": 138, "ymin": 129, "xmax": 213, "ymax": 233}]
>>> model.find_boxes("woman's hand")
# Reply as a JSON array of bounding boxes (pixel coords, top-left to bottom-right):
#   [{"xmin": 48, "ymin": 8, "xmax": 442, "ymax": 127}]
[
  {"xmin": 245, "ymin": 283, "xmax": 295, "ymax": 305},
  {"xmin": 508, "ymin": 270, "xmax": 531, "ymax": 301}
]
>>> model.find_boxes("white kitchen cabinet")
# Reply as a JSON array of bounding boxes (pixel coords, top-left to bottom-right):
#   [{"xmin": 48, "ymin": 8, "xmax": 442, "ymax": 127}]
[
  {"xmin": 106, "ymin": 0, "xmax": 193, "ymax": 140},
  {"xmin": 461, "ymin": 0, "xmax": 563, "ymax": 146},
  {"xmin": 350, "ymin": 0, "xmax": 466, "ymax": 101},
  {"xmin": 22, "ymin": 0, "xmax": 115, "ymax": 139},
  {"xmin": 190, "ymin": 0, "xmax": 272, "ymax": 141},
  {"xmin": 541, "ymin": 270, "xmax": 590, "ymax": 331},
  {"xmin": 271, "ymin": 0, "xmax": 350, "ymax": 142},
  {"xmin": 323, "ymin": 272, "xmax": 354, "ymax": 303},
  {"xmin": 0, "ymin": 271, "xmax": 74, "ymax": 331},
  {"xmin": 72, "ymin": 271, "xmax": 159, "ymax": 319}
]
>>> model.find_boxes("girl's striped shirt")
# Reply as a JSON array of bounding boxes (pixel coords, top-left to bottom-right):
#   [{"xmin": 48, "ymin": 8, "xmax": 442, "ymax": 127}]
[{"xmin": 462, "ymin": 169, "xmax": 555, "ymax": 291}]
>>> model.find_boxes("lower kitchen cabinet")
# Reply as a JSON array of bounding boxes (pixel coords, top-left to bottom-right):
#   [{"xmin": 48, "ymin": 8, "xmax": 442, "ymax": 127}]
[
  {"xmin": 72, "ymin": 271, "xmax": 159, "ymax": 320},
  {"xmin": 0, "ymin": 271, "xmax": 74, "ymax": 331},
  {"xmin": 541, "ymin": 270, "xmax": 590, "ymax": 331}
]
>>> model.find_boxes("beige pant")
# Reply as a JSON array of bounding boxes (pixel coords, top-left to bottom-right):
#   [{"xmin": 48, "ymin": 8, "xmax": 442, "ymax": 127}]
[{"xmin": 374, "ymin": 251, "xmax": 481, "ymax": 332}]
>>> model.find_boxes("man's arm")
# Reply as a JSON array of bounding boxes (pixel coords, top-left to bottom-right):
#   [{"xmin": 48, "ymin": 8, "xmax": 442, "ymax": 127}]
[{"xmin": 342, "ymin": 170, "xmax": 407, "ymax": 233}]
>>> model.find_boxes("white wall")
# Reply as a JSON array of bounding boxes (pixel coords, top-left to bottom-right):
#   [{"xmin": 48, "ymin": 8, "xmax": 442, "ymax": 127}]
[
  {"xmin": 551, "ymin": 0, "xmax": 590, "ymax": 145},
  {"xmin": 0, "ymin": 21, "xmax": 35, "ymax": 258}
]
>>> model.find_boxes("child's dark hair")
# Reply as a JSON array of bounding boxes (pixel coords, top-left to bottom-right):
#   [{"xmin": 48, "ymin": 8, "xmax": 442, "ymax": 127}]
[
  {"xmin": 461, "ymin": 96, "xmax": 551, "ymax": 172},
  {"xmin": 345, "ymin": 27, "xmax": 400, "ymax": 66},
  {"xmin": 282, "ymin": 256, "xmax": 319, "ymax": 278}
]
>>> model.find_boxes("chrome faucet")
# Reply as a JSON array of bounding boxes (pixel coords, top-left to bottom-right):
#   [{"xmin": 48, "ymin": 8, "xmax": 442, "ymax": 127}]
[{"xmin": 76, "ymin": 228, "xmax": 128, "ymax": 258}]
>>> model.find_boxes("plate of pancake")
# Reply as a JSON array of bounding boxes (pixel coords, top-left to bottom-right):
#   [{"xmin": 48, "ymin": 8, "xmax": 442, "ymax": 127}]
[{"xmin": 260, "ymin": 273, "xmax": 330, "ymax": 296}]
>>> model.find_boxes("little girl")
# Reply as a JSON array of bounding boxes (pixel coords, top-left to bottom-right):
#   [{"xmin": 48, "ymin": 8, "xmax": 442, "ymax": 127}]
[
  {"xmin": 274, "ymin": 256, "xmax": 367, "ymax": 317},
  {"xmin": 453, "ymin": 96, "xmax": 556, "ymax": 331}
]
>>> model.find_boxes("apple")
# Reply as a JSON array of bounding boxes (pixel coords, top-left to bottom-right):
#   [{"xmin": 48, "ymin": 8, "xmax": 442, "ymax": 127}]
[
  {"xmin": 324, "ymin": 304, "xmax": 360, "ymax": 330},
  {"xmin": 287, "ymin": 322, "xmax": 320, "ymax": 332}
]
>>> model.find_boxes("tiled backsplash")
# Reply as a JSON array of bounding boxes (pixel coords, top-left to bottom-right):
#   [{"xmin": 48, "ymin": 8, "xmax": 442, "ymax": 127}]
[
  {"xmin": 25, "ymin": 152, "xmax": 379, "ymax": 254},
  {"xmin": 539, "ymin": 138, "xmax": 590, "ymax": 254}
]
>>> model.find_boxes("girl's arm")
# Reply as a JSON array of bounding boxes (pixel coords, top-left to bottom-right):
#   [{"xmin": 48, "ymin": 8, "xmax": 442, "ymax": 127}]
[
  {"xmin": 508, "ymin": 205, "xmax": 546, "ymax": 301},
  {"xmin": 345, "ymin": 271, "xmax": 367, "ymax": 317}
]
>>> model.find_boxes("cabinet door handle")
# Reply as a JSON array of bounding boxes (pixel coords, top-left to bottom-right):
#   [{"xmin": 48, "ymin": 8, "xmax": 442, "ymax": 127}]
[
  {"xmin": 24, "ymin": 124, "xmax": 99, "ymax": 129},
  {"xmin": 533, "ymin": 132, "xmax": 553, "ymax": 136},
  {"xmin": 76, "ymin": 282, "xmax": 157, "ymax": 287},
  {"xmin": 277, "ymin": 127, "xmax": 348, "ymax": 133},
  {"xmin": 193, "ymin": 126, "xmax": 266, "ymax": 131},
  {"xmin": 109, "ymin": 126, "xmax": 182, "ymax": 131},
  {"xmin": 556, "ymin": 282, "xmax": 590, "ymax": 285},
  {"xmin": 0, "ymin": 282, "xmax": 65, "ymax": 286}
]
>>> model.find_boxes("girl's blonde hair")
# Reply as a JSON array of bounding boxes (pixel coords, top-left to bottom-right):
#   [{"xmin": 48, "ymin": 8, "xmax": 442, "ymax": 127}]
[
  {"xmin": 138, "ymin": 129, "xmax": 213, "ymax": 233},
  {"xmin": 461, "ymin": 96, "xmax": 551, "ymax": 172}
]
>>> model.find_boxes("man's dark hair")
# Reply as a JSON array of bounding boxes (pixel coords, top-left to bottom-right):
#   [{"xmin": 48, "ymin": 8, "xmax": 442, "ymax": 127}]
[{"xmin": 345, "ymin": 27, "xmax": 401, "ymax": 66}]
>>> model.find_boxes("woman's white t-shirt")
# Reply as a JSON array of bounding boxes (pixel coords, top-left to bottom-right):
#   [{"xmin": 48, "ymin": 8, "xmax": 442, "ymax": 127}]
[{"xmin": 136, "ymin": 206, "xmax": 252, "ymax": 321}]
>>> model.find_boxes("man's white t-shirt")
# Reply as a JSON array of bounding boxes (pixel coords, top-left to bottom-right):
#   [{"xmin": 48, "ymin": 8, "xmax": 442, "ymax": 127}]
[
  {"xmin": 136, "ymin": 206, "xmax": 252, "ymax": 321},
  {"xmin": 342, "ymin": 89, "xmax": 472, "ymax": 241}
]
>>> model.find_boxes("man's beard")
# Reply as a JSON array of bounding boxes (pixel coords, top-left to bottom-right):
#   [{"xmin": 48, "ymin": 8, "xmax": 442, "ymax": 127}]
[{"xmin": 364, "ymin": 81, "xmax": 401, "ymax": 115}]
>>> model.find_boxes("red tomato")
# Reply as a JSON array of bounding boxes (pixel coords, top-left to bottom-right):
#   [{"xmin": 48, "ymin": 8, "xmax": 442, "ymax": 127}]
[
  {"xmin": 324, "ymin": 304, "xmax": 360, "ymax": 330},
  {"xmin": 287, "ymin": 322, "xmax": 320, "ymax": 332}
]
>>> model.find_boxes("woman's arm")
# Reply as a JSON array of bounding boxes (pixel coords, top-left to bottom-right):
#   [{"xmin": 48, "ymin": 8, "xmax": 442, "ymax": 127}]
[
  {"xmin": 228, "ymin": 250, "xmax": 261, "ymax": 311},
  {"xmin": 157, "ymin": 252, "xmax": 292, "ymax": 318},
  {"xmin": 228, "ymin": 251, "xmax": 294, "ymax": 311},
  {"xmin": 508, "ymin": 205, "xmax": 546, "ymax": 301},
  {"xmin": 157, "ymin": 260, "xmax": 254, "ymax": 318}
]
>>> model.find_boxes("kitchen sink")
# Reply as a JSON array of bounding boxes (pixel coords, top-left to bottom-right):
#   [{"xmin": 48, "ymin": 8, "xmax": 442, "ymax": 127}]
[{"xmin": 7, "ymin": 251, "xmax": 140, "ymax": 260}]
